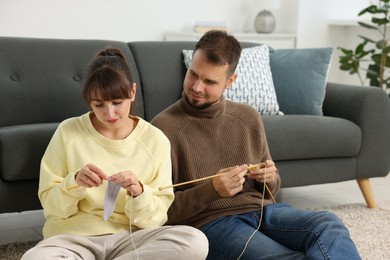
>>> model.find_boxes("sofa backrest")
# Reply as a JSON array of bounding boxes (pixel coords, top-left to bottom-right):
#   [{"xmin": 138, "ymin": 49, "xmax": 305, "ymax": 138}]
[
  {"xmin": 0, "ymin": 37, "xmax": 261, "ymax": 126},
  {"xmin": 129, "ymin": 41, "xmax": 195, "ymax": 120},
  {"xmin": 0, "ymin": 37, "xmax": 144, "ymax": 127}
]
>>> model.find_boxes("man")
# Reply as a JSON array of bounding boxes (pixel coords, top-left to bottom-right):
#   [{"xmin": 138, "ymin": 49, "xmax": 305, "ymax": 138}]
[{"xmin": 151, "ymin": 30, "xmax": 360, "ymax": 259}]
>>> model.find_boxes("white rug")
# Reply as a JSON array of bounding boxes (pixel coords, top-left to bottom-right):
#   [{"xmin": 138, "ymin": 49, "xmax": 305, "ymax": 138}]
[
  {"xmin": 310, "ymin": 201, "xmax": 390, "ymax": 260},
  {"xmin": 1, "ymin": 202, "xmax": 389, "ymax": 259}
]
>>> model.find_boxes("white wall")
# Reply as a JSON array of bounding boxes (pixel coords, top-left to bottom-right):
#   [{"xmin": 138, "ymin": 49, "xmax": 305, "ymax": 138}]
[
  {"xmin": 295, "ymin": 0, "xmax": 374, "ymax": 85},
  {"xmin": 0, "ymin": 0, "xmax": 254, "ymax": 41},
  {"xmin": 0, "ymin": 0, "xmax": 370, "ymax": 85},
  {"xmin": 0, "ymin": 0, "xmax": 307, "ymax": 41}
]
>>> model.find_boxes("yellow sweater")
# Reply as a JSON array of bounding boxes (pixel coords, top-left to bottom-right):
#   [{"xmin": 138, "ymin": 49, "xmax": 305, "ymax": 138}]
[{"xmin": 39, "ymin": 112, "xmax": 173, "ymax": 238}]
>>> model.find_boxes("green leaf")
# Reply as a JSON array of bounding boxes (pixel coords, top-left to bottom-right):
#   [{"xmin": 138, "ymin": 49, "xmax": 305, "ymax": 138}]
[
  {"xmin": 339, "ymin": 47, "xmax": 353, "ymax": 55},
  {"xmin": 367, "ymin": 63, "xmax": 380, "ymax": 73},
  {"xmin": 358, "ymin": 5, "xmax": 377, "ymax": 16},
  {"xmin": 372, "ymin": 17, "xmax": 389, "ymax": 25},
  {"xmin": 376, "ymin": 39, "xmax": 387, "ymax": 49},
  {"xmin": 339, "ymin": 56, "xmax": 352, "ymax": 63},
  {"xmin": 339, "ymin": 64, "xmax": 352, "ymax": 71},
  {"xmin": 372, "ymin": 53, "xmax": 383, "ymax": 63},
  {"xmin": 356, "ymin": 50, "xmax": 373, "ymax": 59},
  {"xmin": 375, "ymin": 1, "xmax": 390, "ymax": 13},
  {"xmin": 383, "ymin": 45, "xmax": 390, "ymax": 53},
  {"xmin": 370, "ymin": 78, "xmax": 380, "ymax": 87},
  {"xmin": 356, "ymin": 43, "xmax": 365, "ymax": 53},
  {"xmin": 367, "ymin": 64, "xmax": 380, "ymax": 87},
  {"xmin": 367, "ymin": 69, "xmax": 379, "ymax": 77},
  {"xmin": 352, "ymin": 60, "xmax": 360, "ymax": 72},
  {"xmin": 358, "ymin": 35, "xmax": 376, "ymax": 43},
  {"xmin": 358, "ymin": 21, "xmax": 379, "ymax": 30}
]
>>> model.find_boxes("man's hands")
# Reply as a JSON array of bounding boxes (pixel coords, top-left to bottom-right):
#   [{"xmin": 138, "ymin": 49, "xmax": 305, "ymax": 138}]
[
  {"xmin": 75, "ymin": 164, "xmax": 143, "ymax": 197},
  {"xmin": 212, "ymin": 160, "xmax": 277, "ymax": 197},
  {"xmin": 212, "ymin": 164, "xmax": 247, "ymax": 197},
  {"xmin": 247, "ymin": 160, "xmax": 277, "ymax": 184}
]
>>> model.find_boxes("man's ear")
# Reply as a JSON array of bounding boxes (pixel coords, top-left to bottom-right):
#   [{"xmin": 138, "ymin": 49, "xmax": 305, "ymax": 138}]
[{"xmin": 225, "ymin": 74, "xmax": 237, "ymax": 90}]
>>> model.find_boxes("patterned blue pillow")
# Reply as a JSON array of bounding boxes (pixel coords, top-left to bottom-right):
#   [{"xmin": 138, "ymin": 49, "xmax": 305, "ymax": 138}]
[{"xmin": 182, "ymin": 45, "xmax": 281, "ymax": 115}]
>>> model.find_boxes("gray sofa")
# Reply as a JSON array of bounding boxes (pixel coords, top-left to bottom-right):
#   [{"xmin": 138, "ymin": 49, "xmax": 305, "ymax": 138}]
[{"xmin": 1, "ymin": 36, "xmax": 389, "ymax": 214}]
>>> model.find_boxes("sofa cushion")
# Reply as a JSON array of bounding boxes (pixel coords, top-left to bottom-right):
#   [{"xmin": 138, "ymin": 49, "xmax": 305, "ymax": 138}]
[
  {"xmin": 262, "ymin": 115, "xmax": 361, "ymax": 161},
  {"xmin": 0, "ymin": 123, "xmax": 58, "ymax": 181},
  {"xmin": 270, "ymin": 48, "xmax": 333, "ymax": 115},
  {"xmin": 182, "ymin": 45, "xmax": 280, "ymax": 115}
]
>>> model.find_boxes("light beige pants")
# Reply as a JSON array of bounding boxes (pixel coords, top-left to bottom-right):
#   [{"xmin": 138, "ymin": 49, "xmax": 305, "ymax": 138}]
[{"xmin": 21, "ymin": 225, "xmax": 208, "ymax": 260}]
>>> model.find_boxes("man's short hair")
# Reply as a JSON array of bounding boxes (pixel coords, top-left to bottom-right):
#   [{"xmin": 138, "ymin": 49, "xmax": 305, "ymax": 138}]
[{"xmin": 194, "ymin": 30, "xmax": 242, "ymax": 76}]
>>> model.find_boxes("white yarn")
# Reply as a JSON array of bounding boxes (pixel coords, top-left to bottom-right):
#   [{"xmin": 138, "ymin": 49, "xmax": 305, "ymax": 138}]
[
  {"xmin": 236, "ymin": 168, "xmax": 268, "ymax": 260},
  {"xmin": 128, "ymin": 194, "xmax": 139, "ymax": 260}
]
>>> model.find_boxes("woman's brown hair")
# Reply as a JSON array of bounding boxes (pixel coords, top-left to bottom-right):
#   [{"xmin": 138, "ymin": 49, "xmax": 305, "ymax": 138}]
[{"xmin": 83, "ymin": 48, "xmax": 135, "ymax": 107}]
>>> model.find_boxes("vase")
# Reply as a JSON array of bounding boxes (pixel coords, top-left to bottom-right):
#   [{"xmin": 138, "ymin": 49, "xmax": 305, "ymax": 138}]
[{"xmin": 254, "ymin": 10, "xmax": 276, "ymax": 33}]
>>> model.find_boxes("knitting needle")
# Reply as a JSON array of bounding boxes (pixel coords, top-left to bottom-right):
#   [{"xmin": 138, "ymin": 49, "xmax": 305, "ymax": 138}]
[
  {"xmin": 158, "ymin": 171, "xmax": 276, "ymax": 203},
  {"xmin": 158, "ymin": 172, "xmax": 225, "ymax": 191},
  {"xmin": 158, "ymin": 164, "xmax": 265, "ymax": 191},
  {"xmin": 69, "ymin": 164, "xmax": 266, "ymax": 191},
  {"xmin": 66, "ymin": 181, "xmax": 107, "ymax": 191},
  {"xmin": 66, "ymin": 176, "xmax": 109, "ymax": 190},
  {"xmin": 264, "ymin": 184, "xmax": 276, "ymax": 203},
  {"xmin": 158, "ymin": 163, "xmax": 276, "ymax": 203},
  {"xmin": 67, "ymin": 184, "xmax": 80, "ymax": 190}
]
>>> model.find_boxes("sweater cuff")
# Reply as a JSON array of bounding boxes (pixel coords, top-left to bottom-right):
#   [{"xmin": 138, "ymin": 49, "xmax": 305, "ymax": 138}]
[
  {"xmin": 130, "ymin": 185, "xmax": 152, "ymax": 209},
  {"xmin": 64, "ymin": 172, "xmax": 86, "ymax": 194}
]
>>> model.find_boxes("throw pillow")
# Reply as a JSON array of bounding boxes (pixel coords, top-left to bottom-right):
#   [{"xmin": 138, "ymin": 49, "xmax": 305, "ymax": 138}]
[
  {"xmin": 269, "ymin": 47, "xmax": 333, "ymax": 115},
  {"xmin": 183, "ymin": 45, "xmax": 280, "ymax": 115}
]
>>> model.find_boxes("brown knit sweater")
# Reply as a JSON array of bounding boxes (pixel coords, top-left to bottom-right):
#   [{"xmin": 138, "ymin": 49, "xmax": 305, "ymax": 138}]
[{"xmin": 151, "ymin": 95, "xmax": 281, "ymax": 228}]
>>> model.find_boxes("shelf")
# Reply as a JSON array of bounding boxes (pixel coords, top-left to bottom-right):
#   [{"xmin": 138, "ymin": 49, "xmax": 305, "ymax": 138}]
[
  {"xmin": 328, "ymin": 19, "xmax": 370, "ymax": 26},
  {"xmin": 164, "ymin": 32, "xmax": 297, "ymax": 49}
]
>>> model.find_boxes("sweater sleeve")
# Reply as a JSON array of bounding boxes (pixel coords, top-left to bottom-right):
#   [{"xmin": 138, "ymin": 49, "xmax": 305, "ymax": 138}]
[
  {"xmin": 256, "ymin": 114, "xmax": 282, "ymax": 198},
  {"xmin": 124, "ymin": 138, "xmax": 174, "ymax": 228},
  {"xmin": 38, "ymin": 125, "xmax": 87, "ymax": 219}
]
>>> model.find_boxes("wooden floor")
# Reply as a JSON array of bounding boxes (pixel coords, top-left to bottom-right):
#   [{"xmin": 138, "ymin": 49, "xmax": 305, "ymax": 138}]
[{"xmin": 1, "ymin": 174, "xmax": 389, "ymax": 246}]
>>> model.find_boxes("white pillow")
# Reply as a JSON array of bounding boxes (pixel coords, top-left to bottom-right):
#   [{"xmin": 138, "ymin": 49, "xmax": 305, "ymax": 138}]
[{"xmin": 182, "ymin": 45, "xmax": 281, "ymax": 115}]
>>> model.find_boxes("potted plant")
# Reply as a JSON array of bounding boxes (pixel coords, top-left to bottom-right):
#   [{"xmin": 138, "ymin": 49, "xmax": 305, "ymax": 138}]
[{"xmin": 338, "ymin": 0, "xmax": 390, "ymax": 92}]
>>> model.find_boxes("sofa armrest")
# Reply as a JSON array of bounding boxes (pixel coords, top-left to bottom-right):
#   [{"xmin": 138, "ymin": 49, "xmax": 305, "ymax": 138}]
[
  {"xmin": 323, "ymin": 82, "xmax": 390, "ymax": 179},
  {"xmin": 0, "ymin": 123, "xmax": 58, "ymax": 181}
]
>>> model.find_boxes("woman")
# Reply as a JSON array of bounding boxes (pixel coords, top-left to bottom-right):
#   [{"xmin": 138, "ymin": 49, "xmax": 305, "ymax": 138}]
[{"xmin": 22, "ymin": 48, "xmax": 208, "ymax": 260}]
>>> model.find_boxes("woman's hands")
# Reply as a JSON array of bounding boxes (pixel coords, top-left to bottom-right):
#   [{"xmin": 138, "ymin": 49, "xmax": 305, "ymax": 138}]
[
  {"xmin": 75, "ymin": 163, "xmax": 107, "ymax": 188},
  {"xmin": 75, "ymin": 164, "xmax": 143, "ymax": 197},
  {"xmin": 108, "ymin": 171, "xmax": 144, "ymax": 197}
]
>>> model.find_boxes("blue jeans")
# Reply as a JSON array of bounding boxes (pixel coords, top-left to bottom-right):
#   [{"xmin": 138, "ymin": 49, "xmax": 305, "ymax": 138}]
[{"xmin": 199, "ymin": 203, "xmax": 360, "ymax": 260}]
